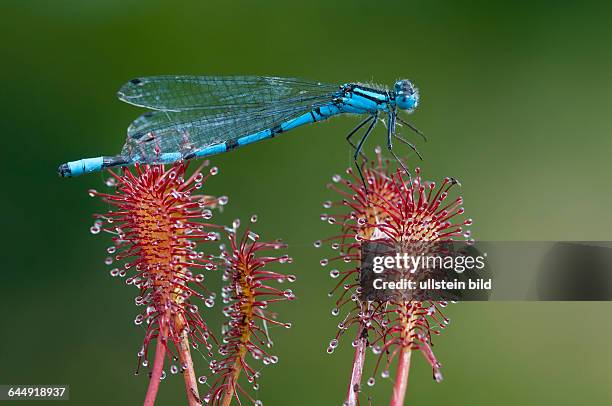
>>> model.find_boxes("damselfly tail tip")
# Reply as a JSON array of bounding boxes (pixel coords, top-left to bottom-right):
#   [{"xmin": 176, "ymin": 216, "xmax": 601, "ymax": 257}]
[{"xmin": 57, "ymin": 163, "xmax": 72, "ymax": 178}]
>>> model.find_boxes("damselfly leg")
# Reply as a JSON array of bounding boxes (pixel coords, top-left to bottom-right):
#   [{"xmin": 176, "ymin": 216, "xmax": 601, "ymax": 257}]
[
  {"xmin": 393, "ymin": 132, "xmax": 423, "ymax": 160},
  {"xmin": 396, "ymin": 115, "xmax": 427, "ymax": 142},
  {"xmin": 353, "ymin": 112, "xmax": 379, "ymax": 191},
  {"xmin": 386, "ymin": 111, "xmax": 412, "ymax": 178},
  {"xmin": 346, "ymin": 115, "xmax": 374, "ymax": 162}
]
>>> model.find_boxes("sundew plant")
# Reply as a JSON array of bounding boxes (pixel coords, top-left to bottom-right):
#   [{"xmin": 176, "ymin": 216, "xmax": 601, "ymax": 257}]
[
  {"xmin": 87, "ymin": 162, "xmax": 294, "ymax": 406},
  {"xmin": 318, "ymin": 148, "xmax": 473, "ymax": 406},
  {"xmin": 202, "ymin": 223, "xmax": 295, "ymax": 406},
  {"xmin": 78, "ymin": 147, "xmax": 470, "ymax": 406}
]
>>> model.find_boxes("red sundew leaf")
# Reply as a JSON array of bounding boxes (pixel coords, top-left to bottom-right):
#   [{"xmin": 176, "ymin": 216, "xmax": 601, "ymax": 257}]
[
  {"xmin": 89, "ymin": 161, "xmax": 223, "ymax": 405},
  {"xmin": 202, "ymin": 223, "xmax": 295, "ymax": 406}
]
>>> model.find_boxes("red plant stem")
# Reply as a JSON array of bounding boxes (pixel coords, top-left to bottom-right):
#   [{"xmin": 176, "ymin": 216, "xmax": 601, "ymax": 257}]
[
  {"xmin": 390, "ymin": 305, "xmax": 414, "ymax": 406},
  {"xmin": 390, "ymin": 346, "xmax": 412, "ymax": 406},
  {"xmin": 177, "ymin": 334, "xmax": 201, "ymax": 406},
  {"xmin": 345, "ymin": 330, "xmax": 367, "ymax": 406},
  {"xmin": 221, "ymin": 357, "xmax": 242, "ymax": 406},
  {"xmin": 390, "ymin": 301, "xmax": 415, "ymax": 406},
  {"xmin": 144, "ymin": 331, "xmax": 167, "ymax": 406}
]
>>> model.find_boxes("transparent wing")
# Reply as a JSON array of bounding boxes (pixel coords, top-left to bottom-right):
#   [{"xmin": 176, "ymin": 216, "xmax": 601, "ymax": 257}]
[
  {"xmin": 125, "ymin": 90, "xmax": 333, "ymax": 140},
  {"xmin": 118, "ymin": 75, "xmax": 339, "ymax": 112},
  {"xmin": 121, "ymin": 104, "xmax": 324, "ymax": 163}
]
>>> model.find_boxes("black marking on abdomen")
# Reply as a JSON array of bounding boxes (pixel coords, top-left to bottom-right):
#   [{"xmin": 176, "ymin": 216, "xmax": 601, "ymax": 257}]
[
  {"xmin": 103, "ymin": 156, "xmax": 130, "ymax": 168},
  {"xmin": 129, "ymin": 78, "xmax": 143, "ymax": 85},
  {"xmin": 271, "ymin": 125, "xmax": 284, "ymax": 137},
  {"xmin": 312, "ymin": 107, "xmax": 325, "ymax": 121},
  {"xmin": 183, "ymin": 152, "xmax": 196, "ymax": 160},
  {"xmin": 225, "ymin": 138, "xmax": 240, "ymax": 150}
]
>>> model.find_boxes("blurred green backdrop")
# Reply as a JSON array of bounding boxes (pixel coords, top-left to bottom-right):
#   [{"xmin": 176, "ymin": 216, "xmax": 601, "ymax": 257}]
[{"xmin": 1, "ymin": 0, "xmax": 612, "ymax": 405}]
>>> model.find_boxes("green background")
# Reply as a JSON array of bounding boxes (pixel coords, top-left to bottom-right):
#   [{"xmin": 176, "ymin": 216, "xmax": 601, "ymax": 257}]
[{"xmin": 1, "ymin": 0, "xmax": 612, "ymax": 405}]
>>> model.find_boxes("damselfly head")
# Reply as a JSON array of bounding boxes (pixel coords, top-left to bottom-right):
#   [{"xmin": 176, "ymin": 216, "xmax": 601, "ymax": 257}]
[{"xmin": 394, "ymin": 79, "xmax": 419, "ymax": 112}]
